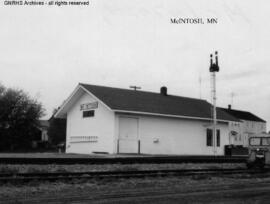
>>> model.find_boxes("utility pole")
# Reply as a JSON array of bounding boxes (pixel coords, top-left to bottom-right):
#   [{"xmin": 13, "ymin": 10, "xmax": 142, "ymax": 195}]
[
  {"xmin": 129, "ymin": 86, "xmax": 141, "ymax": 91},
  {"xmin": 209, "ymin": 51, "xmax": 220, "ymax": 156}
]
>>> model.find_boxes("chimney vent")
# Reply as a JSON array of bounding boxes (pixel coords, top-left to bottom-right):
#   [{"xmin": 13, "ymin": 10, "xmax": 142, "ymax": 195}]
[
  {"xmin": 160, "ymin": 86, "xmax": 167, "ymax": 96},
  {"xmin": 228, "ymin": 104, "xmax": 231, "ymax": 110}
]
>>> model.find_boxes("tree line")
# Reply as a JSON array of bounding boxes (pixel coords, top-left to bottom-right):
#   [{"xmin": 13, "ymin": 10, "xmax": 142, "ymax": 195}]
[{"xmin": 0, "ymin": 83, "xmax": 65, "ymax": 152}]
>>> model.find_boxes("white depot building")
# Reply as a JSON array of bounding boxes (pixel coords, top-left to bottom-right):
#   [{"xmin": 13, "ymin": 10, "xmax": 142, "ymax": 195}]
[{"xmin": 55, "ymin": 83, "xmax": 239, "ymax": 155}]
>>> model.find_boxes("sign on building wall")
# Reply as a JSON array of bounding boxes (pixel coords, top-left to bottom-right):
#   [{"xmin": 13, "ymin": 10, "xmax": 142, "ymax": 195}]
[{"xmin": 80, "ymin": 101, "xmax": 98, "ymax": 111}]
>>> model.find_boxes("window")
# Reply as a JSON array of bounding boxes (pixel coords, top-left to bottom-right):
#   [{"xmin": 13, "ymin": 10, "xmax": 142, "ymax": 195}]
[
  {"xmin": 70, "ymin": 136, "xmax": 98, "ymax": 143},
  {"xmin": 262, "ymin": 138, "xmax": 270, "ymax": 146},
  {"xmin": 83, "ymin": 110, "xmax": 95, "ymax": 118},
  {"xmin": 206, "ymin": 128, "xmax": 220, "ymax": 147},
  {"xmin": 207, "ymin": 129, "xmax": 212, "ymax": 146},
  {"xmin": 216, "ymin": 129, "xmax": 220, "ymax": 147}
]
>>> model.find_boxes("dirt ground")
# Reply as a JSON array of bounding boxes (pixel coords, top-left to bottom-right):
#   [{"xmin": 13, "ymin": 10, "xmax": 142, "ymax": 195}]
[{"xmin": 1, "ymin": 174, "xmax": 270, "ymax": 203}]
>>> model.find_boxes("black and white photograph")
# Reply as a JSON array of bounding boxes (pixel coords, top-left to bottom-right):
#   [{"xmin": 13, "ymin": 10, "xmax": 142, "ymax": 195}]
[{"xmin": 0, "ymin": 0, "xmax": 270, "ymax": 203}]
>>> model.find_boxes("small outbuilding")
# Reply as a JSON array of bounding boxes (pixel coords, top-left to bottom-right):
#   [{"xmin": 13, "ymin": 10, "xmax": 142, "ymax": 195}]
[{"xmin": 55, "ymin": 83, "xmax": 238, "ymax": 155}]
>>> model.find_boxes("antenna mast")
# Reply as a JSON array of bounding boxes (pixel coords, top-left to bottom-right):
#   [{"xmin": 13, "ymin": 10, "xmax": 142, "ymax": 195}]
[
  {"xmin": 209, "ymin": 51, "xmax": 220, "ymax": 156},
  {"xmin": 129, "ymin": 86, "xmax": 141, "ymax": 91}
]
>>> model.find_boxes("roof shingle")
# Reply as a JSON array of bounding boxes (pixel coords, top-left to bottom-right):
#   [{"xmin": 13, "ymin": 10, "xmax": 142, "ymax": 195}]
[{"xmin": 80, "ymin": 83, "xmax": 238, "ymax": 122}]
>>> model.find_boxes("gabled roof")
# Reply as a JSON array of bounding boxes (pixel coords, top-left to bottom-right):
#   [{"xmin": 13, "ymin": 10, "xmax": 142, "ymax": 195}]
[
  {"xmin": 218, "ymin": 107, "xmax": 266, "ymax": 123},
  {"xmin": 75, "ymin": 83, "xmax": 238, "ymax": 122}
]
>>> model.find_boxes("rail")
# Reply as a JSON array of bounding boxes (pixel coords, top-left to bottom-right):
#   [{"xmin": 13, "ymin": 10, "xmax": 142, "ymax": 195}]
[
  {"xmin": 0, "ymin": 156, "xmax": 247, "ymax": 164},
  {"xmin": 0, "ymin": 168, "xmax": 269, "ymax": 183}
]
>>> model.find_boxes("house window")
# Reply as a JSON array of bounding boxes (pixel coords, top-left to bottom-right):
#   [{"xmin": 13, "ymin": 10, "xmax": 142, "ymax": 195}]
[
  {"xmin": 206, "ymin": 128, "xmax": 220, "ymax": 147},
  {"xmin": 83, "ymin": 110, "xmax": 95, "ymax": 118}
]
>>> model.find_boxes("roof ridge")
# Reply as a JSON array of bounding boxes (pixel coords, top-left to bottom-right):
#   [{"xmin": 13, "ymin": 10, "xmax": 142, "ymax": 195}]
[{"xmin": 56, "ymin": 83, "xmax": 239, "ymax": 122}]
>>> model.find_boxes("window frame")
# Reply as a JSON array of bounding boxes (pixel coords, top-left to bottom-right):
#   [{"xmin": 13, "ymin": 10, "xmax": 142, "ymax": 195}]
[
  {"xmin": 82, "ymin": 110, "xmax": 95, "ymax": 118},
  {"xmin": 206, "ymin": 128, "xmax": 213, "ymax": 146},
  {"xmin": 216, "ymin": 129, "xmax": 220, "ymax": 147},
  {"xmin": 206, "ymin": 128, "xmax": 220, "ymax": 147}
]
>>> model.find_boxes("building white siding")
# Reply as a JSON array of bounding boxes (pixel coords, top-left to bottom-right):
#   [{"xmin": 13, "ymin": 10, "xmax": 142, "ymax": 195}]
[
  {"xmin": 66, "ymin": 92, "xmax": 115, "ymax": 154},
  {"xmin": 116, "ymin": 114, "xmax": 229, "ymax": 155},
  {"xmin": 56, "ymin": 84, "xmax": 269, "ymax": 156}
]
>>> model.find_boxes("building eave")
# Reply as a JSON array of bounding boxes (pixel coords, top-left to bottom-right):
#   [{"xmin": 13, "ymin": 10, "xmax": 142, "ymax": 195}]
[
  {"xmin": 54, "ymin": 84, "xmax": 113, "ymax": 118},
  {"xmin": 79, "ymin": 84, "xmax": 112, "ymax": 111},
  {"xmin": 113, "ymin": 109, "xmax": 232, "ymax": 123}
]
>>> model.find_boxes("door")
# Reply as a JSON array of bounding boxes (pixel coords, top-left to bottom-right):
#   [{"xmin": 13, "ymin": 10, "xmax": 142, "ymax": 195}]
[{"xmin": 118, "ymin": 117, "xmax": 139, "ymax": 153}]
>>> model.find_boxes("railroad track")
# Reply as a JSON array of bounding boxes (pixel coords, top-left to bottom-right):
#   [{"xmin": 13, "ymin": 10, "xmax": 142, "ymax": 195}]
[
  {"xmin": 0, "ymin": 168, "xmax": 269, "ymax": 183},
  {"xmin": 0, "ymin": 156, "xmax": 247, "ymax": 164}
]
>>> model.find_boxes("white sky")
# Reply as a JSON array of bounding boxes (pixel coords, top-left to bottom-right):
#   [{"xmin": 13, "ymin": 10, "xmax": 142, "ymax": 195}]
[{"xmin": 1, "ymin": 0, "xmax": 270, "ymax": 131}]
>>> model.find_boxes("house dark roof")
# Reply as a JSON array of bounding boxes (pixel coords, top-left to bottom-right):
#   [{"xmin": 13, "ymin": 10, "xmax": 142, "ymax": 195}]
[
  {"xmin": 218, "ymin": 108, "xmax": 266, "ymax": 123},
  {"xmin": 38, "ymin": 120, "xmax": 50, "ymax": 128},
  {"xmin": 80, "ymin": 83, "xmax": 238, "ymax": 122}
]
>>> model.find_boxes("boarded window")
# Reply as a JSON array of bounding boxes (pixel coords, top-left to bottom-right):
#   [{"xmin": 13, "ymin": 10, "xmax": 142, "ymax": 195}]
[{"xmin": 83, "ymin": 110, "xmax": 95, "ymax": 118}]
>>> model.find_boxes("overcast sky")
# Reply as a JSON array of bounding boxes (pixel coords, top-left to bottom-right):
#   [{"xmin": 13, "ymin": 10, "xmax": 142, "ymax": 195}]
[{"xmin": 1, "ymin": 0, "xmax": 270, "ymax": 130}]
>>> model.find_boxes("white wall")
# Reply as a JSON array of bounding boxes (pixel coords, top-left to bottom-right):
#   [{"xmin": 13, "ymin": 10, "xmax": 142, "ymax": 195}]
[
  {"xmin": 66, "ymin": 91, "xmax": 115, "ymax": 154},
  {"xmin": 228, "ymin": 121, "xmax": 242, "ymax": 146},
  {"xmin": 242, "ymin": 120, "xmax": 266, "ymax": 134},
  {"xmin": 116, "ymin": 114, "xmax": 230, "ymax": 155}
]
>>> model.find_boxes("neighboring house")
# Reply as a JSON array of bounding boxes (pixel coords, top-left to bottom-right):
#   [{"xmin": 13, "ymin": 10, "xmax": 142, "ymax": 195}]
[
  {"xmin": 31, "ymin": 120, "xmax": 50, "ymax": 148},
  {"xmin": 218, "ymin": 105, "xmax": 267, "ymax": 147},
  {"xmin": 38, "ymin": 120, "xmax": 50, "ymax": 142},
  {"xmin": 55, "ymin": 83, "xmax": 238, "ymax": 155}
]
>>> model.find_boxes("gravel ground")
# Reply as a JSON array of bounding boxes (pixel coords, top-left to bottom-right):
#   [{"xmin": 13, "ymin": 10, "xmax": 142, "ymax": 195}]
[
  {"xmin": 0, "ymin": 153, "xmax": 104, "ymax": 158},
  {"xmin": 0, "ymin": 153, "xmax": 190, "ymax": 158},
  {"xmin": 0, "ymin": 173, "xmax": 270, "ymax": 203},
  {"xmin": 0, "ymin": 163, "xmax": 246, "ymax": 173}
]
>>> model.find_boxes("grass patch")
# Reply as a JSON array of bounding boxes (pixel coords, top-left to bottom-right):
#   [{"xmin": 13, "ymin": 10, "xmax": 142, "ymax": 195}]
[
  {"xmin": 191, "ymin": 174, "xmax": 211, "ymax": 180},
  {"xmin": 112, "ymin": 165, "xmax": 140, "ymax": 172},
  {"xmin": 0, "ymin": 165, "xmax": 20, "ymax": 174}
]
